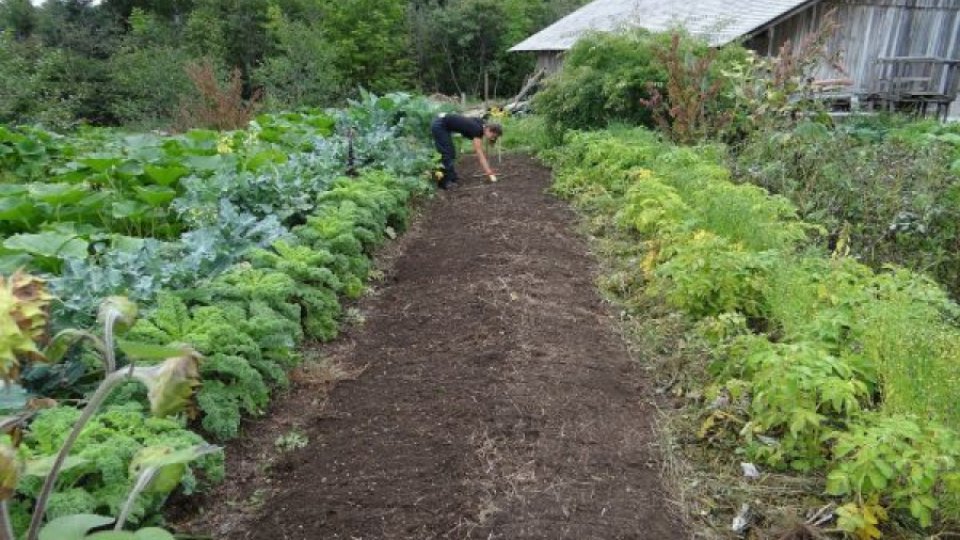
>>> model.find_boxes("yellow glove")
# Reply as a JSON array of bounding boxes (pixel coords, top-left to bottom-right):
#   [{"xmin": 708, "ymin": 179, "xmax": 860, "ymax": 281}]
[{"xmin": 488, "ymin": 174, "xmax": 498, "ymax": 183}]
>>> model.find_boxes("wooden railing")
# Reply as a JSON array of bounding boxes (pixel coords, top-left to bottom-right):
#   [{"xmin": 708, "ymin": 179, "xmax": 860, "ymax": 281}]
[{"xmin": 870, "ymin": 56, "xmax": 960, "ymax": 120}]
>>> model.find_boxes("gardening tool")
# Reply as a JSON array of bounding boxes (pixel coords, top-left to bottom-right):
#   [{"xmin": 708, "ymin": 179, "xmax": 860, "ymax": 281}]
[{"xmin": 471, "ymin": 172, "xmax": 511, "ymax": 183}]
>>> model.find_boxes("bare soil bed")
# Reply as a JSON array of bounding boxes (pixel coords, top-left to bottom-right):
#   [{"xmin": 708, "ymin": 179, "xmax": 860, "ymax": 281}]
[{"xmin": 170, "ymin": 154, "xmax": 685, "ymax": 539}]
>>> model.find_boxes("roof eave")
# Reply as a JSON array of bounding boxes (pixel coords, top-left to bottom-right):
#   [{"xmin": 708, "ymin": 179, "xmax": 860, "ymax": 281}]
[
  {"xmin": 739, "ymin": 0, "xmax": 822, "ymax": 41},
  {"xmin": 509, "ymin": 46, "xmax": 568, "ymax": 53}
]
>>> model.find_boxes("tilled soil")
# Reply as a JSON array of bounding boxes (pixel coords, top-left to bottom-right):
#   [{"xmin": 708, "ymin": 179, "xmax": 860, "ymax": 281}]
[{"xmin": 171, "ymin": 154, "xmax": 684, "ymax": 539}]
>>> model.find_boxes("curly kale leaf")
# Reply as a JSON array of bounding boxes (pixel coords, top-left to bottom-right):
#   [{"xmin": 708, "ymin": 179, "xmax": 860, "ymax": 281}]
[
  {"xmin": 127, "ymin": 294, "xmax": 261, "ymax": 362},
  {"xmin": 196, "ymin": 380, "xmax": 243, "ymax": 440},
  {"xmin": 203, "ymin": 353, "xmax": 269, "ymax": 414},
  {"xmin": 18, "ymin": 403, "xmax": 222, "ymax": 523},
  {"xmin": 248, "ymin": 241, "xmax": 342, "ymax": 292},
  {"xmin": 127, "ymin": 294, "xmax": 277, "ymax": 439},
  {"xmin": 195, "ymin": 264, "xmax": 302, "ymax": 326},
  {"xmin": 248, "ymin": 241, "xmax": 343, "ymax": 341},
  {"xmin": 217, "ymin": 301, "xmax": 298, "ymax": 362}
]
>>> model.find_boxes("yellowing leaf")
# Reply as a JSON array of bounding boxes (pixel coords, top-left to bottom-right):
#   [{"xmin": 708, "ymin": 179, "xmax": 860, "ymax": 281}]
[
  {"xmin": 131, "ymin": 350, "xmax": 201, "ymax": 417},
  {"xmin": 0, "ymin": 271, "xmax": 52, "ymax": 380},
  {"xmin": 0, "ymin": 441, "xmax": 20, "ymax": 500}
]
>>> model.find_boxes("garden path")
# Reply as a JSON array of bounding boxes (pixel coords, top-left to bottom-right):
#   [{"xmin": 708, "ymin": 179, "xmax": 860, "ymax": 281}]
[{"xmin": 173, "ymin": 154, "xmax": 684, "ymax": 539}]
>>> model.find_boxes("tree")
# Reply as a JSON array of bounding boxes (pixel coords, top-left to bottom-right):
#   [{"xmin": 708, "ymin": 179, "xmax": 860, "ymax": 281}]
[
  {"xmin": 35, "ymin": 0, "xmax": 122, "ymax": 58},
  {"xmin": 409, "ymin": 0, "xmax": 588, "ymax": 97},
  {"xmin": 108, "ymin": 9, "xmax": 192, "ymax": 127},
  {"xmin": 314, "ymin": 0, "xmax": 413, "ymax": 94},
  {"xmin": 253, "ymin": 10, "xmax": 342, "ymax": 109},
  {"xmin": 0, "ymin": 0, "xmax": 38, "ymax": 40}
]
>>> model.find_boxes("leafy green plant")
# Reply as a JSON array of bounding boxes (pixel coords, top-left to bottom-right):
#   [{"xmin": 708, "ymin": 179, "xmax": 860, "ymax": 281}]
[
  {"xmin": 37, "ymin": 513, "xmax": 176, "ymax": 539},
  {"xmin": 827, "ymin": 414, "xmax": 960, "ymax": 532},
  {"xmin": 0, "ymin": 274, "xmax": 215, "ymax": 539},
  {"xmin": 540, "ymin": 122, "xmax": 960, "ymax": 533},
  {"xmin": 249, "ymin": 241, "xmax": 341, "ymax": 341},
  {"xmin": 126, "ymin": 293, "xmax": 273, "ymax": 441},
  {"xmin": 732, "ymin": 340, "xmax": 871, "ymax": 471},
  {"xmin": 651, "ymin": 231, "xmax": 775, "ymax": 319},
  {"xmin": 274, "ymin": 430, "xmax": 308, "ymax": 453}
]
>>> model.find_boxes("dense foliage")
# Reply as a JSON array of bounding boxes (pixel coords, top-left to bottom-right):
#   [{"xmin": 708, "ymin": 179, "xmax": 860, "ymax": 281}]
[
  {"xmin": 523, "ymin": 125, "xmax": 960, "ymax": 536},
  {"xmin": 0, "ymin": 91, "xmax": 442, "ymax": 535},
  {"xmin": 532, "ymin": 30, "xmax": 749, "ymax": 140},
  {"xmin": 731, "ymin": 118, "xmax": 960, "ymax": 297},
  {"xmin": 0, "ymin": 0, "xmax": 587, "ymax": 129}
]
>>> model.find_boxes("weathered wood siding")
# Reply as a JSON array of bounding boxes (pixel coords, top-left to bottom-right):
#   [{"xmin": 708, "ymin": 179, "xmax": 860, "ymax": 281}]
[
  {"xmin": 536, "ymin": 52, "xmax": 566, "ymax": 75},
  {"xmin": 749, "ymin": 0, "xmax": 960, "ymax": 97}
]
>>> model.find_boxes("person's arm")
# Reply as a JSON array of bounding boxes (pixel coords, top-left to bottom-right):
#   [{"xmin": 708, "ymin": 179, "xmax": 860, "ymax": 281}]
[{"xmin": 472, "ymin": 137, "xmax": 495, "ymax": 177}]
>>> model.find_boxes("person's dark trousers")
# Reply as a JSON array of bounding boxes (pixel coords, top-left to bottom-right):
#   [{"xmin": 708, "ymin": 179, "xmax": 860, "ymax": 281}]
[{"xmin": 431, "ymin": 117, "xmax": 457, "ymax": 187}]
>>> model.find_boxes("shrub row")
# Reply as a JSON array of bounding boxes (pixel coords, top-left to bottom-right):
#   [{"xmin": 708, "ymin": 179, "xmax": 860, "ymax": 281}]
[{"xmin": 542, "ymin": 127, "xmax": 960, "ymax": 535}]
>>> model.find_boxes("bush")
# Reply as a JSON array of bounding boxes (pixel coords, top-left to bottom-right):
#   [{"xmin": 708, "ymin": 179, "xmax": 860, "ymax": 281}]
[
  {"xmin": 540, "ymin": 123, "xmax": 960, "ymax": 533},
  {"xmin": 731, "ymin": 120, "xmax": 960, "ymax": 295},
  {"xmin": 253, "ymin": 17, "xmax": 343, "ymax": 110},
  {"xmin": 175, "ymin": 59, "xmax": 261, "ymax": 131},
  {"xmin": 533, "ymin": 30, "xmax": 667, "ymax": 135},
  {"xmin": 0, "ymin": 34, "xmax": 100, "ymax": 129},
  {"xmin": 534, "ymin": 30, "xmax": 747, "ymax": 140},
  {"xmin": 108, "ymin": 45, "xmax": 193, "ymax": 128}
]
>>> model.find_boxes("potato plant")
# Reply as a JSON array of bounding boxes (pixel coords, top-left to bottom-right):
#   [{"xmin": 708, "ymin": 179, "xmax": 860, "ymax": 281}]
[{"xmin": 540, "ymin": 126, "xmax": 960, "ymax": 535}]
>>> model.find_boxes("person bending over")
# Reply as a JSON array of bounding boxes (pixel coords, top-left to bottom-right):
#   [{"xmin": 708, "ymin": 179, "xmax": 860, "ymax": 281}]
[{"xmin": 431, "ymin": 113, "xmax": 502, "ymax": 190}]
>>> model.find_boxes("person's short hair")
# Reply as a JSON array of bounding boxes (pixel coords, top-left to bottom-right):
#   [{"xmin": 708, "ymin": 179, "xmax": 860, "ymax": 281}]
[{"xmin": 486, "ymin": 123, "xmax": 503, "ymax": 138}]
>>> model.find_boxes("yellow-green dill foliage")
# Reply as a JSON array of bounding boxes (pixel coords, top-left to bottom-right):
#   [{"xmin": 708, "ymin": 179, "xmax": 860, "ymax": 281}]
[
  {"xmin": 651, "ymin": 231, "xmax": 775, "ymax": 319},
  {"xmin": 498, "ymin": 115, "xmax": 557, "ymax": 154}
]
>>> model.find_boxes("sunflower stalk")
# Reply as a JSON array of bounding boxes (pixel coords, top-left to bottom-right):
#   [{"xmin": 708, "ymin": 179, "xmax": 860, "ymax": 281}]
[
  {"xmin": 25, "ymin": 296, "xmax": 139, "ymax": 540},
  {"xmin": 25, "ymin": 369, "xmax": 128, "ymax": 540},
  {"xmin": 115, "ymin": 466, "xmax": 158, "ymax": 531},
  {"xmin": 1, "ymin": 501, "xmax": 14, "ymax": 540}
]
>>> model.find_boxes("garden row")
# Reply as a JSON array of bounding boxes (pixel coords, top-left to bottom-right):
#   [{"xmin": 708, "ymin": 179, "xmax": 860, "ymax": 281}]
[
  {"xmin": 533, "ymin": 125, "xmax": 960, "ymax": 537},
  {"xmin": 0, "ymin": 93, "xmax": 444, "ymax": 537}
]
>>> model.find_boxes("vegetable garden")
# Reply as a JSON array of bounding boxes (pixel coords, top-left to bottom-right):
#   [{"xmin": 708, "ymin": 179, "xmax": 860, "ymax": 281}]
[
  {"xmin": 494, "ymin": 25, "xmax": 960, "ymax": 537},
  {"xmin": 0, "ymin": 92, "xmax": 444, "ymax": 538},
  {"xmin": 2, "ymin": 12, "xmax": 960, "ymax": 538}
]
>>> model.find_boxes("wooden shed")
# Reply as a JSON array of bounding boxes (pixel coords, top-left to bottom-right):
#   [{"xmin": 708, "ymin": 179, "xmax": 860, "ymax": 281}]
[{"xmin": 510, "ymin": 0, "xmax": 960, "ymax": 119}]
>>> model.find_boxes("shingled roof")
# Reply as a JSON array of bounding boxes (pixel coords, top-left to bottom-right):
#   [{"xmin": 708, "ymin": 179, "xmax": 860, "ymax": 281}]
[{"xmin": 510, "ymin": 0, "xmax": 817, "ymax": 51}]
